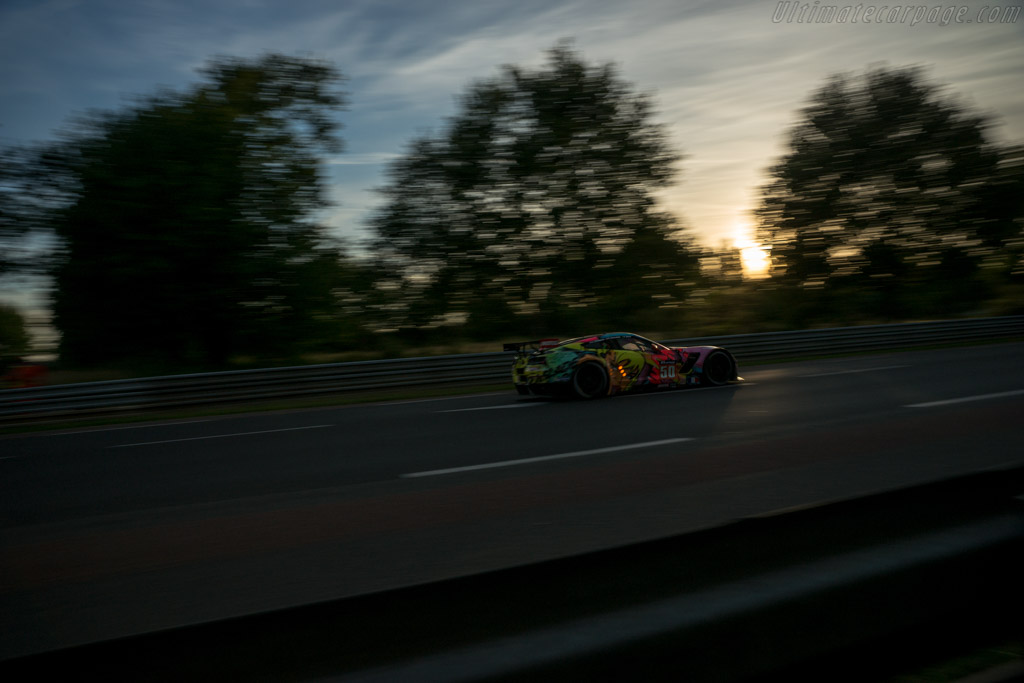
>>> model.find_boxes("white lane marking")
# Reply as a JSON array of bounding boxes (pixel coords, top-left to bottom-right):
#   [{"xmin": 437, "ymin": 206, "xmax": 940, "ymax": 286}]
[
  {"xmin": 401, "ymin": 438, "xmax": 693, "ymax": 478},
  {"xmin": 39, "ymin": 419, "xmax": 213, "ymax": 437},
  {"xmin": 439, "ymin": 383, "xmax": 752, "ymax": 410},
  {"xmin": 110, "ymin": 424, "xmax": 332, "ymax": 448},
  {"xmin": 378, "ymin": 392, "xmax": 509, "ymax": 407},
  {"xmin": 905, "ymin": 389, "xmax": 1024, "ymax": 409},
  {"xmin": 439, "ymin": 403, "xmax": 543, "ymax": 413},
  {"xmin": 801, "ymin": 365, "xmax": 908, "ymax": 378},
  {"xmin": 617, "ymin": 383, "xmax": 754, "ymax": 399}
]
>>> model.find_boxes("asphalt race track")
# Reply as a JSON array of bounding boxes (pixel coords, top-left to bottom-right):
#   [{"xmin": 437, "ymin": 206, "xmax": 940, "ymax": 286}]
[{"xmin": 2, "ymin": 342, "xmax": 1023, "ymax": 659}]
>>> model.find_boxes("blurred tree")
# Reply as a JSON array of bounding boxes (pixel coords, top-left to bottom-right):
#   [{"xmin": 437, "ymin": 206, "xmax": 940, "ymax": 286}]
[
  {"xmin": 757, "ymin": 67, "xmax": 1020, "ymax": 320},
  {"xmin": 968, "ymin": 143, "xmax": 1024, "ymax": 279},
  {"xmin": 38, "ymin": 54, "xmax": 347, "ymax": 366},
  {"xmin": 0, "ymin": 147, "xmax": 32, "ymax": 279},
  {"xmin": 0, "ymin": 302, "xmax": 30, "ymax": 357},
  {"xmin": 370, "ymin": 43, "xmax": 697, "ymax": 337},
  {"xmin": 0, "ymin": 145, "xmax": 60, "ymax": 279},
  {"xmin": 592, "ymin": 218, "xmax": 703, "ymax": 332},
  {"xmin": 702, "ymin": 241, "xmax": 745, "ymax": 285}
]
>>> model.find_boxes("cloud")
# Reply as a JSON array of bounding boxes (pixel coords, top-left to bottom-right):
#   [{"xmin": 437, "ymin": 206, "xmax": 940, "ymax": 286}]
[{"xmin": 1, "ymin": 0, "xmax": 1022, "ymax": 249}]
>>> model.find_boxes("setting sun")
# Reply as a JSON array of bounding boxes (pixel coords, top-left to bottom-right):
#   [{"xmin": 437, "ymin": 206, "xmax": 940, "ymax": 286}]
[{"xmin": 732, "ymin": 222, "xmax": 770, "ymax": 278}]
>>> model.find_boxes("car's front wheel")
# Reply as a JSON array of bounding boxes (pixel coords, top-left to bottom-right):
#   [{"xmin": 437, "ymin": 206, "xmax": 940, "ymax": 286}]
[
  {"xmin": 701, "ymin": 350, "xmax": 733, "ymax": 387},
  {"xmin": 572, "ymin": 362, "xmax": 609, "ymax": 399}
]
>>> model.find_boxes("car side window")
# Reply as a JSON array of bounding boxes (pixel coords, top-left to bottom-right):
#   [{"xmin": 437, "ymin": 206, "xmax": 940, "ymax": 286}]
[
  {"xmin": 629, "ymin": 338, "xmax": 654, "ymax": 353},
  {"xmin": 618, "ymin": 340, "xmax": 642, "ymax": 352},
  {"xmin": 582, "ymin": 339, "xmax": 608, "ymax": 350}
]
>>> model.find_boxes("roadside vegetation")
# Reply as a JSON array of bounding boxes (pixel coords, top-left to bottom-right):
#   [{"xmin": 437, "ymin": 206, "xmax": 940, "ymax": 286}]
[{"xmin": 1, "ymin": 46, "xmax": 1021, "ymax": 382}]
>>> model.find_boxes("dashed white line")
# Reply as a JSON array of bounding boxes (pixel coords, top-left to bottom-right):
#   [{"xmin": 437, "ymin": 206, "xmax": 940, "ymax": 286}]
[
  {"xmin": 379, "ymin": 392, "xmax": 509, "ymax": 407},
  {"xmin": 39, "ymin": 419, "xmax": 213, "ymax": 437},
  {"xmin": 438, "ymin": 403, "xmax": 543, "ymax": 413},
  {"xmin": 440, "ymin": 385, "xmax": 753, "ymax": 411},
  {"xmin": 594, "ymin": 383, "xmax": 754, "ymax": 400},
  {"xmin": 110, "ymin": 424, "xmax": 332, "ymax": 448},
  {"xmin": 801, "ymin": 365, "xmax": 908, "ymax": 378},
  {"xmin": 905, "ymin": 389, "xmax": 1024, "ymax": 409},
  {"xmin": 400, "ymin": 438, "xmax": 693, "ymax": 478}
]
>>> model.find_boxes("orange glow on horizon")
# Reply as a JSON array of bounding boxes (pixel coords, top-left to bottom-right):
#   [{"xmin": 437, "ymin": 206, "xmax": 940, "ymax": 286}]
[
  {"xmin": 733, "ymin": 223, "xmax": 770, "ymax": 278},
  {"xmin": 732, "ymin": 221, "xmax": 770, "ymax": 279}
]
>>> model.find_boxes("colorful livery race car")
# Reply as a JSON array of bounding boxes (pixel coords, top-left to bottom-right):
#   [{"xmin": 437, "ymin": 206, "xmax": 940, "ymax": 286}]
[{"xmin": 504, "ymin": 332, "xmax": 739, "ymax": 399}]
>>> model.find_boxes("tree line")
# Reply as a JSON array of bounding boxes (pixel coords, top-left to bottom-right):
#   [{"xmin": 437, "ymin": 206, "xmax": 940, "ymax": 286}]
[{"xmin": 1, "ymin": 47, "xmax": 1021, "ymax": 370}]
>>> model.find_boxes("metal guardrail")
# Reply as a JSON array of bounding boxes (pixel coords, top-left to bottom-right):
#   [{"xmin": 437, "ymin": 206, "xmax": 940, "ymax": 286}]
[
  {"xmin": 2, "ymin": 315, "xmax": 1022, "ymax": 420},
  {"xmin": 665, "ymin": 315, "xmax": 1024, "ymax": 361}
]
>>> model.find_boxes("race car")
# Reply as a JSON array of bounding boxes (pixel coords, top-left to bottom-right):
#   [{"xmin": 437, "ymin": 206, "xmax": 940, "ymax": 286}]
[{"xmin": 504, "ymin": 332, "xmax": 739, "ymax": 399}]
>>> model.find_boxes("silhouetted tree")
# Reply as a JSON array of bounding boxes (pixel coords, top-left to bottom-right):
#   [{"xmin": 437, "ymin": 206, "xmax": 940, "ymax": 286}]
[
  {"xmin": 0, "ymin": 145, "xmax": 61, "ymax": 279},
  {"xmin": 757, "ymin": 66, "xmax": 1020, "ymax": 319},
  {"xmin": 0, "ymin": 303, "xmax": 30, "ymax": 357},
  {"xmin": 593, "ymin": 218, "xmax": 703, "ymax": 332},
  {"xmin": 703, "ymin": 242, "xmax": 745, "ymax": 285},
  {"xmin": 40, "ymin": 54, "xmax": 347, "ymax": 366},
  {"xmin": 0, "ymin": 148, "xmax": 30, "ymax": 279},
  {"xmin": 370, "ymin": 43, "xmax": 697, "ymax": 337},
  {"xmin": 968, "ymin": 143, "xmax": 1024, "ymax": 281}
]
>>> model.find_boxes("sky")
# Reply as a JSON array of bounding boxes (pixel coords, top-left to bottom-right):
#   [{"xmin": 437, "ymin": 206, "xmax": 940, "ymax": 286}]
[{"xmin": 2, "ymin": 0, "xmax": 1023, "ymax": 289}]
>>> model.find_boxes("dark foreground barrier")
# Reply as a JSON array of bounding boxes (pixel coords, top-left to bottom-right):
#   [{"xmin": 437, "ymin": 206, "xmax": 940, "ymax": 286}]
[
  {"xmin": 3, "ymin": 466, "xmax": 1021, "ymax": 682},
  {"xmin": 2, "ymin": 315, "xmax": 1023, "ymax": 421}
]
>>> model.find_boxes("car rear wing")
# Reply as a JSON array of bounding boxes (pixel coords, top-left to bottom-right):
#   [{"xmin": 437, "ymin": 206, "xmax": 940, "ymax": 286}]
[{"xmin": 502, "ymin": 339, "xmax": 559, "ymax": 355}]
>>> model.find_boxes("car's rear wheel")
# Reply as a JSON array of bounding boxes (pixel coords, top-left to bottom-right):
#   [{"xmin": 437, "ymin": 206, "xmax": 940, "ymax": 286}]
[
  {"xmin": 572, "ymin": 362, "xmax": 609, "ymax": 399},
  {"xmin": 702, "ymin": 350, "xmax": 733, "ymax": 387}
]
